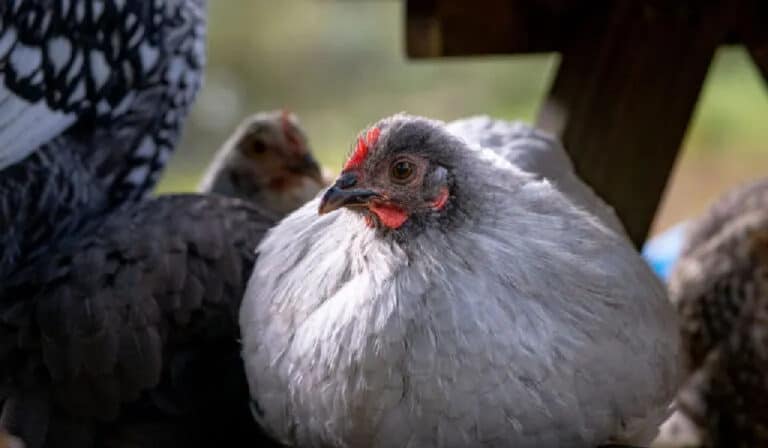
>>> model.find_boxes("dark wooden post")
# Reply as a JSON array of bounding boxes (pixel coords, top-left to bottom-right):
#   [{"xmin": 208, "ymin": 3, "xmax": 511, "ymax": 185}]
[
  {"xmin": 406, "ymin": 0, "xmax": 580, "ymax": 58},
  {"xmin": 536, "ymin": 2, "xmax": 737, "ymax": 246},
  {"xmin": 405, "ymin": 0, "xmax": 763, "ymax": 247},
  {"xmin": 742, "ymin": 1, "xmax": 768, "ymax": 84}
]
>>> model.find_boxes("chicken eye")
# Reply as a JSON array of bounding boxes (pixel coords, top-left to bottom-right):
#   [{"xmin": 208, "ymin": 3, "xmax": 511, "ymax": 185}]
[
  {"xmin": 242, "ymin": 139, "xmax": 266, "ymax": 158},
  {"xmin": 390, "ymin": 160, "xmax": 415, "ymax": 181},
  {"xmin": 250, "ymin": 141, "xmax": 266, "ymax": 154}
]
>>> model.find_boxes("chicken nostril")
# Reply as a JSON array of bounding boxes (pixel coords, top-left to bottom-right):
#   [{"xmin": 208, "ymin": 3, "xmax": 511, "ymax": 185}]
[{"xmin": 336, "ymin": 172, "xmax": 358, "ymax": 189}]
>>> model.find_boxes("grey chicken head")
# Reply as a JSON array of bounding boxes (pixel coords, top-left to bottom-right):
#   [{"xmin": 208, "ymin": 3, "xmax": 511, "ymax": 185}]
[{"xmin": 318, "ymin": 115, "xmax": 470, "ymax": 233}]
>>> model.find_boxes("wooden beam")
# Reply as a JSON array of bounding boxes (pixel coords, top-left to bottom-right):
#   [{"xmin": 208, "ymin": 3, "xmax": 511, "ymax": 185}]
[
  {"xmin": 747, "ymin": 45, "xmax": 768, "ymax": 83},
  {"xmin": 405, "ymin": 0, "xmax": 594, "ymax": 58},
  {"xmin": 741, "ymin": 0, "xmax": 768, "ymax": 84},
  {"xmin": 536, "ymin": 1, "xmax": 737, "ymax": 247}
]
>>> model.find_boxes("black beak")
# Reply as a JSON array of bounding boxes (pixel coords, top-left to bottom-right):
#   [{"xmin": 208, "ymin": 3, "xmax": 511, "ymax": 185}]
[
  {"xmin": 318, "ymin": 172, "xmax": 378, "ymax": 215},
  {"xmin": 289, "ymin": 153, "xmax": 324, "ymax": 184}
]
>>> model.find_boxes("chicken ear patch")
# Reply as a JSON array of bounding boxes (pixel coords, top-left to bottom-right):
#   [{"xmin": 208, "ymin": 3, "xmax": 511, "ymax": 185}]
[{"xmin": 432, "ymin": 187, "xmax": 450, "ymax": 210}]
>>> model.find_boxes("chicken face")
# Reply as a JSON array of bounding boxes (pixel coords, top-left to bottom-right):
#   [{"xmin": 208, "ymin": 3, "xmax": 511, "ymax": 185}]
[
  {"xmin": 318, "ymin": 123, "xmax": 451, "ymax": 230},
  {"xmin": 236, "ymin": 110, "xmax": 323, "ymax": 186}
]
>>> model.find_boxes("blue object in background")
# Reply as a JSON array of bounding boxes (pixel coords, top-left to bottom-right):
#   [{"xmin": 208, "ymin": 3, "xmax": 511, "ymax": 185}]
[{"xmin": 642, "ymin": 222, "xmax": 689, "ymax": 281}]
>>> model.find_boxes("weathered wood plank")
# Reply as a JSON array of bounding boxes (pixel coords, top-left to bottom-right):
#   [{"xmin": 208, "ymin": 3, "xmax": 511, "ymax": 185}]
[
  {"xmin": 405, "ymin": 0, "xmax": 592, "ymax": 57},
  {"xmin": 536, "ymin": 1, "xmax": 738, "ymax": 246},
  {"xmin": 403, "ymin": 0, "xmax": 748, "ymax": 58},
  {"xmin": 742, "ymin": 0, "xmax": 768, "ymax": 84}
]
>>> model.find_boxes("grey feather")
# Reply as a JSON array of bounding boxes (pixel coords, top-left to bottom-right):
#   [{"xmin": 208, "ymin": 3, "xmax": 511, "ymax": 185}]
[
  {"xmin": 445, "ymin": 116, "xmax": 627, "ymax": 237},
  {"xmin": 240, "ymin": 114, "xmax": 681, "ymax": 448}
]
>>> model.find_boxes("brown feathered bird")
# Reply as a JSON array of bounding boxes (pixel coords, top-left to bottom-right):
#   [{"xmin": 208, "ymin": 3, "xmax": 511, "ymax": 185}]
[
  {"xmin": 198, "ymin": 110, "xmax": 326, "ymax": 214},
  {"xmin": 668, "ymin": 178, "xmax": 768, "ymax": 447}
]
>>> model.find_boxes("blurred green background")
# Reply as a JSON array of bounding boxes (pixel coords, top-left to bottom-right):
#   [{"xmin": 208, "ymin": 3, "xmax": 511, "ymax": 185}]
[{"xmin": 160, "ymin": 0, "xmax": 768, "ymax": 233}]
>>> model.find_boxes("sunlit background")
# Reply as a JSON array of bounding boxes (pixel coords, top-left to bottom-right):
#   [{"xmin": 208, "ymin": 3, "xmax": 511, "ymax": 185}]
[{"xmin": 159, "ymin": 0, "xmax": 768, "ymax": 235}]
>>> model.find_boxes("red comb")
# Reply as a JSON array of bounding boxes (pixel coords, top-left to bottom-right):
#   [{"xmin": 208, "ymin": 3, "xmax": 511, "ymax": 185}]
[
  {"xmin": 280, "ymin": 109, "xmax": 302, "ymax": 150},
  {"xmin": 280, "ymin": 109, "xmax": 291, "ymax": 133},
  {"xmin": 343, "ymin": 127, "xmax": 381, "ymax": 171}
]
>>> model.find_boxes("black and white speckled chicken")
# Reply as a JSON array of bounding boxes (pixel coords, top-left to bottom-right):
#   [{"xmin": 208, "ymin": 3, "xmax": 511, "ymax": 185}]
[
  {"xmin": 669, "ymin": 178, "xmax": 768, "ymax": 447},
  {"xmin": 0, "ymin": 0, "xmax": 206, "ymax": 279},
  {"xmin": 0, "ymin": 2, "xmax": 292, "ymax": 447}
]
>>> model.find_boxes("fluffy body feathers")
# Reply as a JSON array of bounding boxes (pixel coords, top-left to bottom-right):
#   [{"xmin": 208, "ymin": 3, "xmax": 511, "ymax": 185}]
[{"xmin": 240, "ymin": 115, "xmax": 681, "ymax": 448}]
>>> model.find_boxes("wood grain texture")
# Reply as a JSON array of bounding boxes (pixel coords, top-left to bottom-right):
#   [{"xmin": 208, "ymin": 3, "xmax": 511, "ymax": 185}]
[
  {"xmin": 742, "ymin": 0, "xmax": 768, "ymax": 84},
  {"xmin": 536, "ymin": 1, "xmax": 739, "ymax": 246},
  {"xmin": 405, "ymin": 0, "xmax": 588, "ymax": 57},
  {"xmin": 405, "ymin": 0, "xmax": 768, "ymax": 246}
]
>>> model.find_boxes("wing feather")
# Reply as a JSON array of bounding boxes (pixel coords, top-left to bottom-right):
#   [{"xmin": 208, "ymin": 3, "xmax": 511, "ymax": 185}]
[
  {"xmin": 0, "ymin": 83, "xmax": 76, "ymax": 170},
  {"xmin": 0, "ymin": 0, "xmax": 206, "ymax": 186}
]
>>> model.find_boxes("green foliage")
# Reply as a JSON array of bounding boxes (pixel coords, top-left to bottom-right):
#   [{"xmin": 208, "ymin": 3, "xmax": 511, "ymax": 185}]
[{"xmin": 687, "ymin": 48, "xmax": 768, "ymax": 153}]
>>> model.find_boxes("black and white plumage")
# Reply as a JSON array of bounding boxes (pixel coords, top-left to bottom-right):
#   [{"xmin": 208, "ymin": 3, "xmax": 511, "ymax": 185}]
[
  {"xmin": 0, "ymin": 2, "xmax": 292, "ymax": 446},
  {"xmin": 668, "ymin": 178, "xmax": 768, "ymax": 447},
  {"xmin": 0, "ymin": 0, "xmax": 206, "ymax": 278},
  {"xmin": 0, "ymin": 195, "xmax": 279, "ymax": 448}
]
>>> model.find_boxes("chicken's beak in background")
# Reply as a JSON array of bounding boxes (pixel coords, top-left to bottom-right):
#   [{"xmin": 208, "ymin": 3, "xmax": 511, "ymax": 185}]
[
  {"xmin": 289, "ymin": 153, "xmax": 324, "ymax": 184},
  {"xmin": 318, "ymin": 172, "xmax": 378, "ymax": 215}
]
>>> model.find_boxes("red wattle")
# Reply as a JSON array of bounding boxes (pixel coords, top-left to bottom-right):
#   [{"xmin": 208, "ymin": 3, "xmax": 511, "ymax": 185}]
[{"xmin": 369, "ymin": 203, "xmax": 408, "ymax": 229}]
